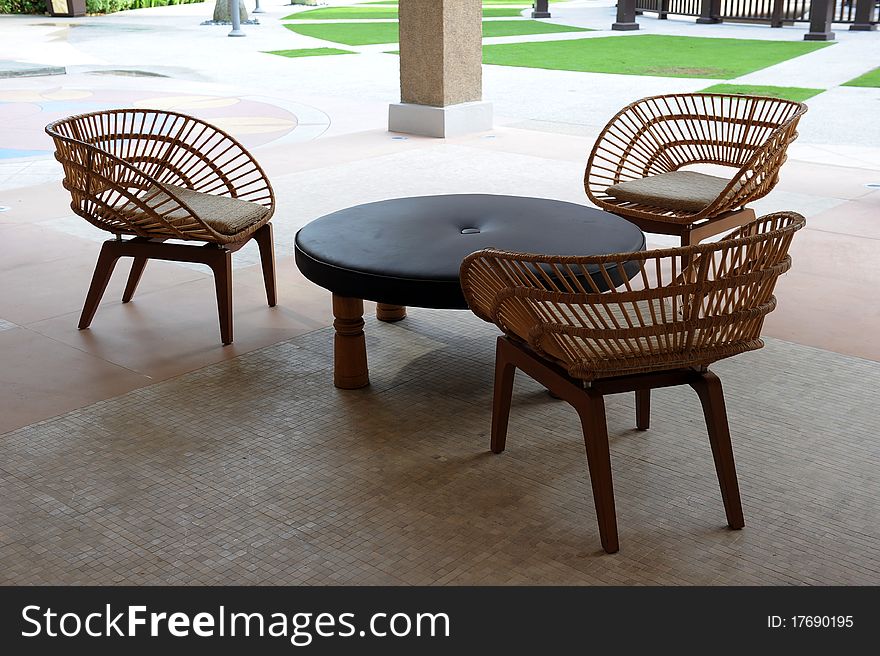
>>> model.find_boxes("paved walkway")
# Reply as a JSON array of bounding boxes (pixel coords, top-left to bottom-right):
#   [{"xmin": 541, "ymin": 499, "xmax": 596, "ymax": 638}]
[
  {"xmin": 4, "ymin": 2, "xmax": 879, "ymax": 135},
  {"xmin": 0, "ymin": 1, "xmax": 878, "ymax": 432}
]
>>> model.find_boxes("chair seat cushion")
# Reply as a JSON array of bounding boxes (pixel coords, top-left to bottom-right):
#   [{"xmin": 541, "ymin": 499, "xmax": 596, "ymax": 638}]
[
  {"xmin": 118, "ymin": 184, "xmax": 269, "ymax": 237},
  {"xmin": 606, "ymin": 171, "xmax": 734, "ymax": 213}
]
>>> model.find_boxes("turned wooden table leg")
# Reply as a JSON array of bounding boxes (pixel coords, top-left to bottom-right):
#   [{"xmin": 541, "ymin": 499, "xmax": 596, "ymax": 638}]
[
  {"xmin": 332, "ymin": 295, "xmax": 369, "ymax": 389},
  {"xmin": 376, "ymin": 303, "xmax": 406, "ymax": 322}
]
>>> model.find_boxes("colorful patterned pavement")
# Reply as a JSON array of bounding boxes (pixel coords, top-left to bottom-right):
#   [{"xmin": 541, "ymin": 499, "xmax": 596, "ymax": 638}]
[
  {"xmin": 0, "ymin": 84, "xmax": 333, "ymax": 190},
  {"xmin": 0, "ymin": 87, "xmax": 300, "ymax": 151},
  {"xmin": 0, "ymin": 86, "xmax": 305, "ymax": 190}
]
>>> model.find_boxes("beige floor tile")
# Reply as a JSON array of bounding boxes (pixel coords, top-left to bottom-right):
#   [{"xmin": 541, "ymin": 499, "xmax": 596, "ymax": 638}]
[
  {"xmin": 26, "ymin": 257, "xmax": 332, "ymax": 381},
  {"xmin": 2, "ymin": 311, "xmax": 879, "ymax": 585},
  {"xmin": 776, "ymin": 161, "xmax": 880, "ymax": 201},
  {"xmin": 256, "ymin": 128, "xmax": 436, "ymax": 178},
  {"xmin": 0, "ymin": 326, "xmax": 150, "ymax": 434},
  {"xmin": 789, "ymin": 226, "xmax": 880, "ymax": 283},
  {"xmin": 0, "ymin": 180, "xmax": 70, "ymax": 224},
  {"xmin": 764, "ymin": 270, "xmax": 880, "ymax": 362},
  {"xmin": 0, "ymin": 237, "xmax": 209, "ymax": 326},
  {"xmin": 805, "ymin": 196, "xmax": 880, "ymax": 241},
  {"xmin": 450, "ymin": 125, "xmax": 597, "ymax": 164},
  {"xmin": 0, "ymin": 221, "xmax": 107, "ymax": 271}
]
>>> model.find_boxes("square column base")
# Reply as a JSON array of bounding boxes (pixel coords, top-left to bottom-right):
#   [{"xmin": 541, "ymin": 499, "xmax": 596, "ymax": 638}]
[
  {"xmin": 849, "ymin": 24, "xmax": 877, "ymax": 31},
  {"xmin": 531, "ymin": 11, "xmax": 551, "ymax": 18},
  {"xmin": 612, "ymin": 22, "xmax": 639, "ymax": 31},
  {"xmin": 804, "ymin": 31, "xmax": 835, "ymax": 41},
  {"xmin": 388, "ymin": 101, "xmax": 493, "ymax": 138}
]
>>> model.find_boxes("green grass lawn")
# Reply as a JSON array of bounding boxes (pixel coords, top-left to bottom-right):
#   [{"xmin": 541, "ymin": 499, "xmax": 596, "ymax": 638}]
[
  {"xmin": 482, "ymin": 20, "xmax": 589, "ymax": 38},
  {"xmin": 264, "ymin": 47, "xmax": 355, "ymax": 59},
  {"xmin": 363, "ymin": 1, "xmax": 531, "ymax": 4},
  {"xmin": 843, "ymin": 67, "xmax": 880, "ymax": 88},
  {"xmin": 284, "ymin": 6, "xmax": 524, "ymax": 20},
  {"xmin": 284, "ymin": 6, "xmax": 398, "ymax": 20},
  {"xmin": 285, "ymin": 22, "xmax": 399, "ymax": 46},
  {"xmin": 363, "ymin": 0, "xmax": 561, "ymax": 4},
  {"xmin": 699, "ymin": 84, "xmax": 824, "ymax": 102},
  {"xmin": 285, "ymin": 20, "xmax": 586, "ymax": 46},
  {"xmin": 482, "ymin": 34, "xmax": 833, "ymax": 79}
]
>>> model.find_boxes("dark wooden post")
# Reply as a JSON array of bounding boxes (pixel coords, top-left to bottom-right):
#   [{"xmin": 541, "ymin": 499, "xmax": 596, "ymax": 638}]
[
  {"xmin": 532, "ymin": 0, "xmax": 550, "ymax": 18},
  {"xmin": 696, "ymin": 0, "xmax": 722, "ymax": 23},
  {"xmin": 805, "ymin": 0, "xmax": 835, "ymax": 40},
  {"xmin": 769, "ymin": 0, "xmax": 784, "ymax": 27},
  {"xmin": 613, "ymin": 0, "xmax": 639, "ymax": 30},
  {"xmin": 659, "ymin": 0, "xmax": 669, "ymax": 19},
  {"xmin": 44, "ymin": 0, "xmax": 86, "ymax": 16},
  {"xmin": 850, "ymin": 0, "xmax": 877, "ymax": 30}
]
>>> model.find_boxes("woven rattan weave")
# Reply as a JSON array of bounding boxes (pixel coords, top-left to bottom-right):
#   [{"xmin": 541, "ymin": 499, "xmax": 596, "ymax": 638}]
[
  {"xmin": 46, "ymin": 109, "xmax": 277, "ymax": 344},
  {"xmin": 46, "ymin": 108, "xmax": 274, "ymax": 244},
  {"xmin": 584, "ymin": 94, "xmax": 807, "ymax": 245},
  {"xmin": 460, "ymin": 212, "xmax": 805, "ymax": 552}
]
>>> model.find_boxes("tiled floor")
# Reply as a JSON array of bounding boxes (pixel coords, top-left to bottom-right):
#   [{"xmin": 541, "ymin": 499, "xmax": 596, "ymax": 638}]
[
  {"xmin": 2, "ymin": 125, "xmax": 878, "ymax": 433},
  {"xmin": 2, "ymin": 310, "xmax": 878, "ymax": 585}
]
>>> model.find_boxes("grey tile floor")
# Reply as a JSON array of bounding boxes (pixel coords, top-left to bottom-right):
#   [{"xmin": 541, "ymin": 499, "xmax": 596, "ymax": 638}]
[{"xmin": 1, "ymin": 309, "xmax": 878, "ymax": 585}]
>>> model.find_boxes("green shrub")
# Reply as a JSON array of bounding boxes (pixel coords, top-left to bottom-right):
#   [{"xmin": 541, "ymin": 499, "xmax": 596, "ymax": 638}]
[
  {"xmin": 0, "ymin": 0, "xmax": 46, "ymax": 13},
  {"xmin": 0, "ymin": 0, "xmax": 204, "ymax": 14},
  {"xmin": 85, "ymin": 0, "xmax": 205, "ymax": 13}
]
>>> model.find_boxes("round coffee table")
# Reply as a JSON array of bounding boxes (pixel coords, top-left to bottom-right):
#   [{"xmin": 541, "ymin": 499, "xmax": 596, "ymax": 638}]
[{"xmin": 295, "ymin": 194, "xmax": 645, "ymax": 388}]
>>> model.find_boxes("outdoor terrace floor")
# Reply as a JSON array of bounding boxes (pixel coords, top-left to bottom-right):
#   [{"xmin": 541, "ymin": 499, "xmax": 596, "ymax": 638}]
[{"xmin": 1, "ymin": 0, "xmax": 878, "ymax": 584}]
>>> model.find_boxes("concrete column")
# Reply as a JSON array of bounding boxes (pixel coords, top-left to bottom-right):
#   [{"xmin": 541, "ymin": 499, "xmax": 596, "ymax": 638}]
[{"xmin": 388, "ymin": 0, "xmax": 492, "ymax": 138}]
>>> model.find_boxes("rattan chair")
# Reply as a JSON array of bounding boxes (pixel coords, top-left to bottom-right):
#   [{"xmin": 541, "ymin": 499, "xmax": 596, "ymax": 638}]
[
  {"xmin": 460, "ymin": 212, "xmax": 805, "ymax": 553},
  {"xmin": 585, "ymin": 94, "xmax": 807, "ymax": 246},
  {"xmin": 46, "ymin": 108, "xmax": 277, "ymax": 345}
]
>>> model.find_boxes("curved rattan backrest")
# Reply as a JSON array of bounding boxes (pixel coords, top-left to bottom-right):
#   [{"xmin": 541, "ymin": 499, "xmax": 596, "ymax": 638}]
[
  {"xmin": 461, "ymin": 212, "xmax": 805, "ymax": 379},
  {"xmin": 46, "ymin": 109, "xmax": 274, "ymax": 243},
  {"xmin": 585, "ymin": 94, "xmax": 807, "ymax": 220}
]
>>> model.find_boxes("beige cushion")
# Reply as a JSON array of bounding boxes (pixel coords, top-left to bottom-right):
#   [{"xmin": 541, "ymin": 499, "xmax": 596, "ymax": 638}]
[
  {"xmin": 606, "ymin": 171, "xmax": 732, "ymax": 213},
  {"xmin": 118, "ymin": 184, "xmax": 269, "ymax": 236}
]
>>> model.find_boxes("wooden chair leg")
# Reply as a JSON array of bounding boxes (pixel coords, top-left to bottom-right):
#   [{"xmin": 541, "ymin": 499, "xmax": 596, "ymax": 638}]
[
  {"xmin": 635, "ymin": 389, "xmax": 650, "ymax": 430},
  {"xmin": 122, "ymin": 257, "xmax": 148, "ymax": 303},
  {"xmin": 79, "ymin": 240, "xmax": 122, "ymax": 329},
  {"xmin": 681, "ymin": 228, "xmax": 693, "ymax": 248},
  {"xmin": 490, "ymin": 337, "xmax": 517, "ymax": 454},
  {"xmin": 689, "ymin": 370, "xmax": 745, "ymax": 530},
  {"xmin": 253, "ymin": 223, "xmax": 277, "ymax": 307},
  {"xmin": 208, "ymin": 248, "xmax": 234, "ymax": 345},
  {"xmin": 576, "ymin": 390, "xmax": 619, "ymax": 554}
]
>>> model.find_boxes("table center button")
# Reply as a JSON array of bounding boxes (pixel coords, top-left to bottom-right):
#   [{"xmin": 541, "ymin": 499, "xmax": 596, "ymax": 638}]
[{"xmin": 461, "ymin": 228, "xmax": 481, "ymax": 235}]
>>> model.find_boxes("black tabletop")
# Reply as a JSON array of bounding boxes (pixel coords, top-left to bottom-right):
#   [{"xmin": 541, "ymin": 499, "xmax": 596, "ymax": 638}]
[{"xmin": 295, "ymin": 194, "xmax": 645, "ymax": 309}]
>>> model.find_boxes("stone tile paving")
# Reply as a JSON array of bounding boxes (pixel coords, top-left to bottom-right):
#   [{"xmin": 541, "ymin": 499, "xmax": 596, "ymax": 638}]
[{"xmin": 1, "ymin": 309, "xmax": 878, "ymax": 585}]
